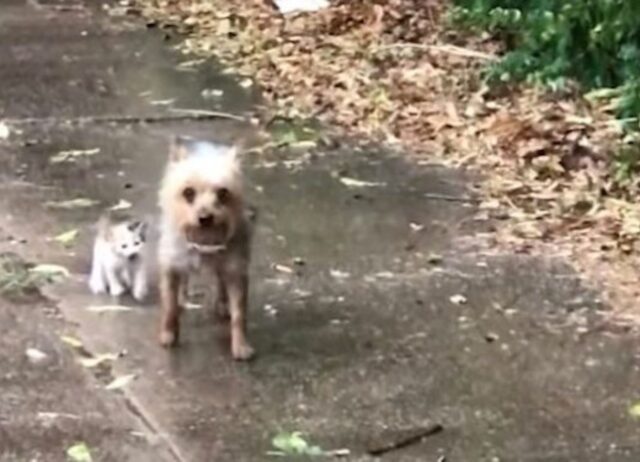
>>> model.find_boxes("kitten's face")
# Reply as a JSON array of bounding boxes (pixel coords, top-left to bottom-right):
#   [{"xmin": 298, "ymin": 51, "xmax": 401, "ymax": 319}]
[{"xmin": 109, "ymin": 221, "xmax": 146, "ymax": 261}]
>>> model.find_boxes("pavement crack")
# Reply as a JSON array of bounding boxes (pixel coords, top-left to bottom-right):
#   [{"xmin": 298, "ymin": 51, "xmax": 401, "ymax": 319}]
[{"xmin": 121, "ymin": 392, "xmax": 189, "ymax": 462}]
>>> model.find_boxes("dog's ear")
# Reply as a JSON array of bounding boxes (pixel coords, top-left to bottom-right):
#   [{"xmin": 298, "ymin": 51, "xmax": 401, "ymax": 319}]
[{"xmin": 169, "ymin": 135, "xmax": 191, "ymax": 162}]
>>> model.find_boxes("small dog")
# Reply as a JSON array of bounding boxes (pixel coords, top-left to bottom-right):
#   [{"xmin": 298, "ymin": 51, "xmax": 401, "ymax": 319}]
[
  {"xmin": 157, "ymin": 136, "xmax": 255, "ymax": 360},
  {"xmin": 89, "ymin": 210, "xmax": 150, "ymax": 301}
]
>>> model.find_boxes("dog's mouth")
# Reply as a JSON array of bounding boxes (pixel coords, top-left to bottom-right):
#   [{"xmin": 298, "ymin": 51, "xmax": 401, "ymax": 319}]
[{"xmin": 185, "ymin": 221, "xmax": 229, "ymax": 247}]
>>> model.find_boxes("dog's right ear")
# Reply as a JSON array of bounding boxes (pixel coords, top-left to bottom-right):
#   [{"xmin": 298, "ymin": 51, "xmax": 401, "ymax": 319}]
[{"xmin": 169, "ymin": 135, "xmax": 191, "ymax": 162}]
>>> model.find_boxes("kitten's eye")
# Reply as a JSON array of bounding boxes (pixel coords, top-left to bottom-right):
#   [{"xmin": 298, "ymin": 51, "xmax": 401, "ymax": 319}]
[
  {"xmin": 217, "ymin": 187, "xmax": 230, "ymax": 203},
  {"xmin": 182, "ymin": 187, "xmax": 196, "ymax": 203}
]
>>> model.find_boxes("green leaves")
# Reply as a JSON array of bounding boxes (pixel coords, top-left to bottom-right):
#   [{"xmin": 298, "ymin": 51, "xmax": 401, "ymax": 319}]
[
  {"xmin": 453, "ymin": 0, "xmax": 640, "ymax": 121},
  {"xmin": 271, "ymin": 432, "xmax": 324, "ymax": 456},
  {"xmin": 66, "ymin": 442, "xmax": 92, "ymax": 462}
]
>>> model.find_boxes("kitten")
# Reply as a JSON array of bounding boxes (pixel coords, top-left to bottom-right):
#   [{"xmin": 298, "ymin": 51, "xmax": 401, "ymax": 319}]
[{"xmin": 89, "ymin": 210, "xmax": 150, "ymax": 301}]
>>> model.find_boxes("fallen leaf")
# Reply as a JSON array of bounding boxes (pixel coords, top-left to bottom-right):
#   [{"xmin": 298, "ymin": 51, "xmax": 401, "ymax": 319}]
[
  {"xmin": 149, "ymin": 98, "xmax": 175, "ymax": 106},
  {"xmin": 30, "ymin": 264, "xmax": 70, "ymax": 280},
  {"xmin": 86, "ymin": 305, "xmax": 132, "ymax": 313},
  {"xmin": 78, "ymin": 353, "xmax": 120, "ymax": 368},
  {"xmin": 239, "ymin": 78, "xmax": 253, "ymax": 88},
  {"xmin": 339, "ymin": 177, "xmax": 386, "ymax": 188},
  {"xmin": 45, "ymin": 198, "xmax": 98, "ymax": 209},
  {"xmin": 60, "ymin": 335, "xmax": 83, "ymax": 349},
  {"xmin": 50, "ymin": 148, "xmax": 100, "ymax": 164},
  {"xmin": 629, "ymin": 402, "xmax": 640, "ymax": 419},
  {"xmin": 330, "ymin": 269, "xmax": 351, "ymax": 279},
  {"xmin": 427, "ymin": 253, "xmax": 443, "ymax": 264},
  {"xmin": 105, "ymin": 373, "xmax": 136, "ymax": 390},
  {"xmin": 271, "ymin": 431, "xmax": 323, "ymax": 456},
  {"xmin": 110, "ymin": 199, "xmax": 132, "ymax": 211},
  {"xmin": 273, "ymin": 264, "xmax": 294, "ymax": 274},
  {"xmin": 273, "ymin": 0, "xmax": 329, "ymax": 14},
  {"xmin": 66, "ymin": 442, "xmax": 93, "ymax": 462},
  {"xmin": 450, "ymin": 294, "xmax": 467, "ymax": 305},
  {"xmin": 0, "ymin": 121, "xmax": 9, "ymax": 140},
  {"xmin": 53, "ymin": 229, "xmax": 79, "ymax": 246},
  {"xmin": 26, "ymin": 348, "xmax": 48, "ymax": 363},
  {"xmin": 202, "ymin": 88, "xmax": 224, "ymax": 99}
]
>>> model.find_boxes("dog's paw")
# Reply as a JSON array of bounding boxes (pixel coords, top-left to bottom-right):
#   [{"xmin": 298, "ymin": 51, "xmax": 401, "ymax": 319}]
[
  {"xmin": 231, "ymin": 340, "xmax": 255, "ymax": 361},
  {"xmin": 159, "ymin": 328, "xmax": 178, "ymax": 348}
]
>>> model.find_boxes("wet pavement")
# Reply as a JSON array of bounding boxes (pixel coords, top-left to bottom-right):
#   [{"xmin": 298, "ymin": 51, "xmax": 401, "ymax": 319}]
[{"xmin": 1, "ymin": 1, "xmax": 640, "ymax": 461}]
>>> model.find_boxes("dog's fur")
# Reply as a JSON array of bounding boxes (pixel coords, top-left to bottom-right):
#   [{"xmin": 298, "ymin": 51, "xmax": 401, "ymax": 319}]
[
  {"xmin": 157, "ymin": 136, "xmax": 255, "ymax": 360},
  {"xmin": 89, "ymin": 211, "xmax": 150, "ymax": 301}
]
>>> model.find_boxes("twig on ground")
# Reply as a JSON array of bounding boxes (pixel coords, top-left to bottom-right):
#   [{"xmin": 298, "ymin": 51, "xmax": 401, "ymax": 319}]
[
  {"xmin": 423, "ymin": 193, "xmax": 480, "ymax": 203},
  {"xmin": 366, "ymin": 423, "xmax": 444, "ymax": 456},
  {"xmin": 378, "ymin": 43, "xmax": 497, "ymax": 61}
]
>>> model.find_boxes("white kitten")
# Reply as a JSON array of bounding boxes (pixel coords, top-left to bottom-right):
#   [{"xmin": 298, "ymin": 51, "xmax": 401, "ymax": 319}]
[{"xmin": 89, "ymin": 211, "xmax": 150, "ymax": 301}]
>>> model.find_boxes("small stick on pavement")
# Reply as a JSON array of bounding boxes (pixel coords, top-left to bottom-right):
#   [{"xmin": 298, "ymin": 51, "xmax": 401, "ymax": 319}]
[
  {"xmin": 366, "ymin": 423, "xmax": 444, "ymax": 456},
  {"xmin": 423, "ymin": 193, "xmax": 480, "ymax": 203}
]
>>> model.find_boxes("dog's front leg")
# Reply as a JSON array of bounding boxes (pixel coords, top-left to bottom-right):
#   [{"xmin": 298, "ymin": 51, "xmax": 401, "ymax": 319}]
[
  {"xmin": 225, "ymin": 271, "xmax": 255, "ymax": 360},
  {"xmin": 159, "ymin": 267, "xmax": 183, "ymax": 347}
]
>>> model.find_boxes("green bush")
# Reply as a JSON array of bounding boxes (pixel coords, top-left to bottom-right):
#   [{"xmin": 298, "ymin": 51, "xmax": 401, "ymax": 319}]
[{"xmin": 451, "ymin": 0, "xmax": 640, "ymax": 122}]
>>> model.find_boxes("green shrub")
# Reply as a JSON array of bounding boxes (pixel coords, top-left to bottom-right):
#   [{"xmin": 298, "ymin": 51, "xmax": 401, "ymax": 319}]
[{"xmin": 451, "ymin": 0, "xmax": 640, "ymax": 123}]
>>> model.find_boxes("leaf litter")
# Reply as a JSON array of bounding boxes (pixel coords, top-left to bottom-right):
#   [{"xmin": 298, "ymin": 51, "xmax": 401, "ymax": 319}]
[{"xmin": 130, "ymin": 0, "xmax": 640, "ymax": 326}]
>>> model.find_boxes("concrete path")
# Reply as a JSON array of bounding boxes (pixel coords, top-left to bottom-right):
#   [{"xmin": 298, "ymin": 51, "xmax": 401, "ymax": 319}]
[{"xmin": 1, "ymin": 1, "xmax": 639, "ymax": 461}]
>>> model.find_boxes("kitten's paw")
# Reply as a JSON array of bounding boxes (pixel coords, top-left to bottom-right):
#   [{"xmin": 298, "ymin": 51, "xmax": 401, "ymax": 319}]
[
  {"xmin": 132, "ymin": 284, "xmax": 149, "ymax": 302},
  {"xmin": 89, "ymin": 276, "xmax": 107, "ymax": 295},
  {"xmin": 109, "ymin": 284, "xmax": 126, "ymax": 297}
]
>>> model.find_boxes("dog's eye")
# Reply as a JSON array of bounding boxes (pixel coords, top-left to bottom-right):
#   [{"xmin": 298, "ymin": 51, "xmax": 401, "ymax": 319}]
[
  {"xmin": 217, "ymin": 187, "xmax": 230, "ymax": 203},
  {"xmin": 182, "ymin": 187, "xmax": 196, "ymax": 203},
  {"xmin": 121, "ymin": 244, "xmax": 128, "ymax": 249}
]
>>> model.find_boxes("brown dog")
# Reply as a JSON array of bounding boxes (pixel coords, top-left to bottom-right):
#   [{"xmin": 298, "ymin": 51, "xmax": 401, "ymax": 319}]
[{"xmin": 157, "ymin": 136, "xmax": 255, "ymax": 360}]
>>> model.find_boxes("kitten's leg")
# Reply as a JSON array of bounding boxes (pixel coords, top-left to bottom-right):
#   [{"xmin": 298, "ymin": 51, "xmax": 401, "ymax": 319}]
[
  {"xmin": 132, "ymin": 264, "xmax": 149, "ymax": 302},
  {"xmin": 105, "ymin": 263, "xmax": 126, "ymax": 297},
  {"xmin": 159, "ymin": 268, "xmax": 183, "ymax": 347},
  {"xmin": 89, "ymin": 244, "xmax": 108, "ymax": 294},
  {"xmin": 121, "ymin": 266, "xmax": 132, "ymax": 288}
]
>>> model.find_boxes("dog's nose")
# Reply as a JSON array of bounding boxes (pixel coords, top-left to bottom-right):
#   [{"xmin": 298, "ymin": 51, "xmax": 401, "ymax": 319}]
[
  {"xmin": 198, "ymin": 214, "xmax": 214, "ymax": 228},
  {"xmin": 128, "ymin": 254, "xmax": 138, "ymax": 262}
]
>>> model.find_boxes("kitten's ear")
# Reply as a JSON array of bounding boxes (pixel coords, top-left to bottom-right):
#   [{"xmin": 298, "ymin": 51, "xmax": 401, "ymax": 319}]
[
  {"xmin": 127, "ymin": 220, "xmax": 147, "ymax": 236},
  {"xmin": 169, "ymin": 135, "xmax": 192, "ymax": 162}
]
